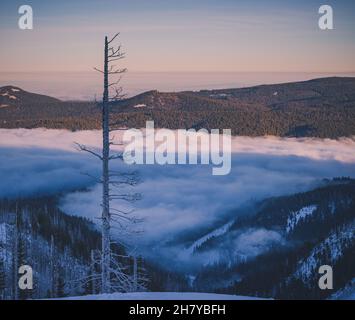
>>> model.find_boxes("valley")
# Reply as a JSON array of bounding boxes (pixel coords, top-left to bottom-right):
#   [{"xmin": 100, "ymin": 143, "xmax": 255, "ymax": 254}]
[{"xmin": 0, "ymin": 77, "xmax": 354, "ymax": 300}]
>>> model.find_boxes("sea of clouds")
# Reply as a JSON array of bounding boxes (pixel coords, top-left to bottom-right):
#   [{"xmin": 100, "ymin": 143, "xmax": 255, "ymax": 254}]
[{"xmin": 1, "ymin": 128, "xmax": 355, "ymax": 267}]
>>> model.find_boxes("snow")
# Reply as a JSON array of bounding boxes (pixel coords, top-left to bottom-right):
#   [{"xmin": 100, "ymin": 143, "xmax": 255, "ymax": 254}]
[
  {"xmin": 11, "ymin": 88, "xmax": 20, "ymax": 92},
  {"xmin": 294, "ymin": 222, "xmax": 354, "ymax": 283},
  {"xmin": 0, "ymin": 91, "xmax": 17, "ymax": 100},
  {"xmin": 185, "ymin": 221, "xmax": 234, "ymax": 255},
  {"xmin": 209, "ymin": 93, "xmax": 230, "ymax": 99},
  {"xmin": 330, "ymin": 278, "xmax": 355, "ymax": 300},
  {"xmin": 0, "ymin": 223, "xmax": 6, "ymax": 244},
  {"xmin": 133, "ymin": 104, "xmax": 146, "ymax": 108},
  {"xmin": 60, "ymin": 291, "xmax": 267, "ymax": 300},
  {"xmin": 0, "ymin": 223, "xmax": 9, "ymax": 263},
  {"xmin": 286, "ymin": 205, "xmax": 317, "ymax": 233}
]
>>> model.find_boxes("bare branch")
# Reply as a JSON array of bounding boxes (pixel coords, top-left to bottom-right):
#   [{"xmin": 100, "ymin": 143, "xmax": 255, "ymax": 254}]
[
  {"xmin": 108, "ymin": 57, "xmax": 125, "ymax": 63},
  {"xmin": 109, "ymin": 86, "xmax": 127, "ymax": 102},
  {"xmin": 107, "ymin": 32, "xmax": 120, "ymax": 44},
  {"xmin": 108, "ymin": 67, "xmax": 127, "ymax": 75},
  {"xmin": 111, "ymin": 207, "xmax": 134, "ymax": 215},
  {"xmin": 80, "ymin": 171, "xmax": 102, "ymax": 184},
  {"xmin": 109, "ymin": 127, "xmax": 129, "ymax": 132},
  {"xmin": 109, "ymin": 172, "xmax": 141, "ymax": 186},
  {"xmin": 110, "ymin": 212, "xmax": 139, "ymax": 223},
  {"xmin": 108, "ymin": 76, "xmax": 123, "ymax": 87},
  {"xmin": 108, "ymin": 46, "xmax": 126, "ymax": 61},
  {"xmin": 109, "ymin": 170, "xmax": 139, "ymax": 177},
  {"xmin": 93, "ymin": 67, "xmax": 104, "ymax": 74},
  {"xmin": 75, "ymin": 142, "xmax": 103, "ymax": 160},
  {"xmin": 109, "ymin": 142, "xmax": 124, "ymax": 146},
  {"xmin": 109, "ymin": 193, "xmax": 142, "ymax": 202},
  {"xmin": 109, "ymin": 152, "xmax": 123, "ymax": 160}
]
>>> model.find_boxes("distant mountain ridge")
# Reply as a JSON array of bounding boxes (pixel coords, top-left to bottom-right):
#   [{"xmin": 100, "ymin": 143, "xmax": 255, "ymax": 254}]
[
  {"xmin": 0, "ymin": 86, "xmax": 60, "ymax": 108},
  {"xmin": 1, "ymin": 77, "xmax": 355, "ymax": 138}
]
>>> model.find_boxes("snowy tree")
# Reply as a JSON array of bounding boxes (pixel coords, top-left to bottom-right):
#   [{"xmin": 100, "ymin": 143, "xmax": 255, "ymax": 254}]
[
  {"xmin": 12, "ymin": 206, "xmax": 19, "ymax": 300},
  {"xmin": 49, "ymin": 234, "xmax": 62, "ymax": 298},
  {"xmin": 77, "ymin": 33, "xmax": 141, "ymax": 293},
  {"xmin": 0, "ymin": 255, "xmax": 5, "ymax": 299},
  {"xmin": 127, "ymin": 247, "xmax": 148, "ymax": 292}
]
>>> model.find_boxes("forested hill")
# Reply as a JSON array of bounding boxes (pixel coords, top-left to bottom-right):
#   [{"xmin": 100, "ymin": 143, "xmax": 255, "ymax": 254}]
[
  {"xmin": 189, "ymin": 178, "xmax": 355, "ymax": 299},
  {"xmin": 0, "ymin": 195, "xmax": 187, "ymax": 299},
  {"xmin": 1, "ymin": 77, "xmax": 355, "ymax": 138}
]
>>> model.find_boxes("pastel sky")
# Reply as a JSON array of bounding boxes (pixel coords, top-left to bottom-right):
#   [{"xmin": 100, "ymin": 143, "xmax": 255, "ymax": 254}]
[{"xmin": 0, "ymin": 0, "xmax": 355, "ymax": 73}]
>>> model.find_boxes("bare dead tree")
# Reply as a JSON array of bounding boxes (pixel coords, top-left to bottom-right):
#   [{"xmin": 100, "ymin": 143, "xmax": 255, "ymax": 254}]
[{"xmin": 76, "ymin": 33, "xmax": 141, "ymax": 293}]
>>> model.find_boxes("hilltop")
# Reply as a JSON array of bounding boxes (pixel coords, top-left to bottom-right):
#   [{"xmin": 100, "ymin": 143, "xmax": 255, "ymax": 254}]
[{"xmin": 1, "ymin": 77, "xmax": 355, "ymax": 138}]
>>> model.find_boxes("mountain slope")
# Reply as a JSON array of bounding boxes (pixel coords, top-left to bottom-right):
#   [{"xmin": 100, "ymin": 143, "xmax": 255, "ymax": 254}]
[
  {"xmin": 187, "ymin": 178, "xmax": 355, "ymax": 299},
  {"xmin": 0, "ymin": 196, "xmax": 101, "ymax": 299},
  {"xmin": 1, "ymin": 77, "xmax": 355, "ymax": 138},
  {"xmin": 0, "ymin": 180, "xmax": 353, "ymax": 299},
  {"xmin": 0, "ymin": 195, "xmax": 189, "ymax": 300},
  {"xmin": 0, "ymin": 86, "xmax": 60, "ymax": 108}
]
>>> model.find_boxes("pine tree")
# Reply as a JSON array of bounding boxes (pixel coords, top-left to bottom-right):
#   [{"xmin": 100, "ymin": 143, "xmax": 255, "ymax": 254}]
[
  {"xmin": 0, "ymin": 257, "xmax": 5, "ymax": 300},
  {"xmin": 18, "ymin": 233, "xmax": 27, "ymax": 300},
  {"xmin": 12, "ymin": 205, "xmax": 19, "ymax": 300},
  {"xmin": 50, "ymin": 235, "xmax": 58, "ymax": 298},
  {"xmin": 56, "ymin": 273, "xmax": 65, "ymax": 298}
]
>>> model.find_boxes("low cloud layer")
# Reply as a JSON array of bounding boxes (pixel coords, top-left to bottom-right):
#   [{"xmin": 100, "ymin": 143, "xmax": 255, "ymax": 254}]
[{"xmin": 1, "ymin": 129, "xmax": 355, "ymax": 267}]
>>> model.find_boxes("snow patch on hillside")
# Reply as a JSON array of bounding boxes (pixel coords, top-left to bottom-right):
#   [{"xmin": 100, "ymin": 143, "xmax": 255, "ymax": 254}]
[
  {"xmin": 330, "ymin": 278, "xmax": 355, "ymax": 300},
  {"xmin": 294, "ymin": 222, "xmax": 354, "ymax": 284},
  {"xmin": 133, "ymin": 104, "xmax": 146, "ymax": 108},
  {"xmin": 0, "ymin": 92, "xmax": 17, "ymax": 100},
  {"xmin": 0, "ymin": 223, "xmax": 6, "ymax": 244},
  {"xmin": 286, "ymin": 205, "xmax": 317, "ymax": 233},
  {"xmin": 186, "ymin": 221, "xmax": 234, "ymax": 255},
  {"xmin": 0, "ymin": 222, "xmax": 12, "ymax": 264}
]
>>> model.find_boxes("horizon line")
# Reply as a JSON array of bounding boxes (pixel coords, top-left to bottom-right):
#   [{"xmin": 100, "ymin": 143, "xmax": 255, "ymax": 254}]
[{"xmin": 1, "ymin": 70, "xmax": 355, "ymax": 74}]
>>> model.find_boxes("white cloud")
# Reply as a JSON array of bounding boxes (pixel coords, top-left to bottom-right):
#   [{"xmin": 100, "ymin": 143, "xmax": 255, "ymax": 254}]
[{"xmin": 1, "ymin": 128, "xmax": 355, "ymax": 266}]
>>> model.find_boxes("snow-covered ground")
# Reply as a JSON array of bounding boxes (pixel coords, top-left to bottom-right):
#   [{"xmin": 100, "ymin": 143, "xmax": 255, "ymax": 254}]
[
  {"xmin": 286, "ymin": 205, "xmax": 317, "ymax": 233},
  {"xmin": 133, "ymin": 104, "xmax": 147, "ymax": 108},
  {"xmin": 330, "ymin": 279, "xmax": 355, "ymax": 300},
  {"xmin": 61, "ymin": 292, "xmax": 267, "ymax": 300},
  {"xmin": 294, "ymin": 222, "xmax": 354, "ymax": 283}
]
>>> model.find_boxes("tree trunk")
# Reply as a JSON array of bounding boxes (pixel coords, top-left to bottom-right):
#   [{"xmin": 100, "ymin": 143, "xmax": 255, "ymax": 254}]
[
  {"xmin": 101, "ymin": 36, "xmax": 111, "ymax": 293},
  {"xmin": 133, "ymin": 255, "xmax": 137, "ymax": 292},
  {"xmin": 90, "ymin": 250, "xmax": 96, "ymax": 294},
  {"xmin": 12, "ymin": 207, "xmax": 18, "ymax": 300},
  {"xmin": 50, "ymin": 235, "xmax": 56, "ymax": 298}
]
